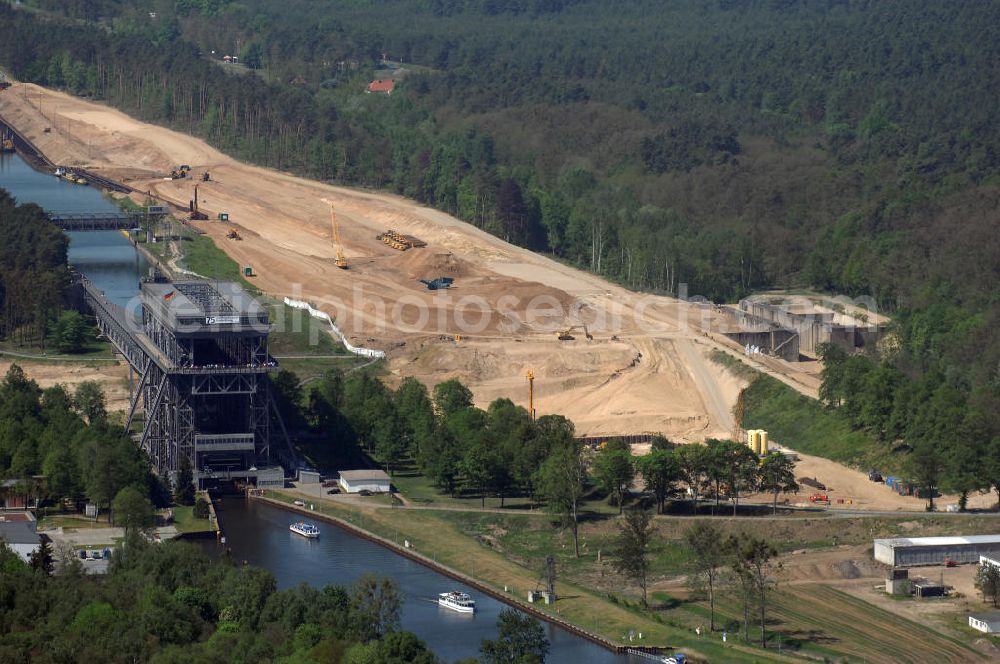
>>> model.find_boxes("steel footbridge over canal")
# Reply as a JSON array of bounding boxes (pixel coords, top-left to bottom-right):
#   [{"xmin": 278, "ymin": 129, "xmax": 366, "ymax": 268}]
[
  {"xmin": 79, "ymin": 273, "xmax": 294, "ymax": 488},
  {"xmin": 47, "ymin": 211, "xmax": 147, "ymax": 232}
]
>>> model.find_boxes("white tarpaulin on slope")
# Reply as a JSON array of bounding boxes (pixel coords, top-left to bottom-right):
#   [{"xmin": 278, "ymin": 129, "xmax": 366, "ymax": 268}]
[{"xmin": 283, "ymin": 297, "xmax": 385, "ymax": 359}]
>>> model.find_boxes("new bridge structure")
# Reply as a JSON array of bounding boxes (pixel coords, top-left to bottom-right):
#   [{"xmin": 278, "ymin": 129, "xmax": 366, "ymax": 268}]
[
  {"xmin": 46, "ymin": 208, "xmax": 167, "ymax": 232},
  {"xmin": 79, "ymin": 274, "xmax": 294, "ymax": 488}
]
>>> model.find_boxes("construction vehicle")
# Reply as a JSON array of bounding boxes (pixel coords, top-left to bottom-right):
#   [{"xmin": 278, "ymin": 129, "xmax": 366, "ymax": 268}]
[
  {"xmin": 376, "ymin": 228, "xmax": 427, "ymax": 251},
  {"xmin": 169, "ymin": 169, "xmax": 187, "ymax": 179},
  {"xmin": 809, "ymin": 494, "xmax": 830, "ymax": 504},
  {"xmin": 420, "ymin": 277, "xmax": 453, "ymax": 290},
  {"xmin": 555, "ymin": 324, "xmax": 593, "ymax": 341},
  {"xmin": 189, "ymin": 184, "xmax": 208, "ymax": 220},
  {"xmin": 320, "ymin": 199, "xmax": 349, "ymax": 269},
  {"xmin": 201, "ymin": 171, "xmax": 211, "ymax": 181},
  {"xmin": 226, "ymin": 229, "xmax": 242, "ymax": 240}
]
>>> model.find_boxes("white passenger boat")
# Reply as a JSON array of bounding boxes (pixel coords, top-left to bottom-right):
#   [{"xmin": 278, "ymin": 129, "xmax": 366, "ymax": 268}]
[
  {"xmin": 289, "ymin": 522, "xmax": 320, "ymax": 538},
  {"xmin": 438, "ymin": 590, "xmax": 476, "ymax": 613}
]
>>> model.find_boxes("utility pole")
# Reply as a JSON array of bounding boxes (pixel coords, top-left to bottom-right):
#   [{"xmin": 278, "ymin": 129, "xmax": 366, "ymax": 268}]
[{"xmin": 526, "ymin": 370, "xmax": 535, "ymax": 420}]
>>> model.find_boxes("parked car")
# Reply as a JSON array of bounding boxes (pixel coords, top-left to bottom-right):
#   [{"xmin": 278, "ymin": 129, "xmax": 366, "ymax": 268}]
[
  {"xmin": 78, "ymin": 549, "xmax": 87, "ymax": 560},
  {"xmin": 293, "ymin": 499, "xmax": 305, "ymax": 506},
  {"xmin": 326, "ymin": 488, "xmax": 340, "ymax": 495},
  {"xmin": 358, "ymin": 490, "xmax": 373, "ymax": 497},
  {"xmin": 90, "ymin": 550, "xmax": 103, "ymax": 560}
]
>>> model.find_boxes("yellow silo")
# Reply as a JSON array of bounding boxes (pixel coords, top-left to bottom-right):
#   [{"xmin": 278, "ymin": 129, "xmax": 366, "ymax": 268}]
[
  {"xmin": 759, "ymin": 430, "xmax": 769, "ymax": 454},
  {"xmin": 747, "ymin": 430, "xmax": 761, "ymax": 454}
]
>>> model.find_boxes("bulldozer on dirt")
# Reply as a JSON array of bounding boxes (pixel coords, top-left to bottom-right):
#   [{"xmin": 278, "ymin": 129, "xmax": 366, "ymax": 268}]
[
  {"xmin": 226, "ymin": 229, "xmax": 242, "ymax": 240},
  {"xmin": 201, "ymin": 171, "xmax": 210, "ymax": 181}
]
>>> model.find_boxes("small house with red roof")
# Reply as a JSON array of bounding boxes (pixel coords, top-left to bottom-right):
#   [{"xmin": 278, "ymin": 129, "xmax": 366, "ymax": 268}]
[{"xmin": 366, "ymin": 79, "xmax": 395, "ymax": 95}]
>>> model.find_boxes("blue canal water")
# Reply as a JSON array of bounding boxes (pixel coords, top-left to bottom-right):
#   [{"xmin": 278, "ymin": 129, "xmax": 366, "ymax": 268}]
[
  {"xmin": 0, "ymin": 150, "xmax": 640, "ymax": 664},
  {"xmin": 211, "ymin": 498, "xmax": 640, "ymax": 664},
  {"xmin": 0, "ymin": 152, "xmax": 148, "ymax": 307}
]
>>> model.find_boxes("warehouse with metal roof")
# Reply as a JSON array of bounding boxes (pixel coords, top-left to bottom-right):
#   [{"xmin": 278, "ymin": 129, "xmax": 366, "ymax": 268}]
[{"xmin": 874, "ymin": 534, "xmax": 1000, "ymax": 567}]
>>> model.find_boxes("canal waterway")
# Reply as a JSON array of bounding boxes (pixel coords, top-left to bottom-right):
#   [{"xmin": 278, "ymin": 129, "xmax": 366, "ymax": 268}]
[
  {"xmin": 211, "ymin": 498, "xmax": 638, "ymax": 664},
  {"xmin": 0, "ymin": 149, "xmax": 640, "ymax": 663},
  {"xmin": 0, "ymin": 152, "xmax": 148, "ymax": 307}
]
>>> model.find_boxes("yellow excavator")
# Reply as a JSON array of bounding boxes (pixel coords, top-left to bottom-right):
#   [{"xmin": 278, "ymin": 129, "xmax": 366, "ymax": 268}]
[
  {"xmin": 555, "ymin": 323, "xmax": 593, "ymax": 341},
  {"xmin": 321, "ymin": 198, "xmax": 348, "ymax": 269}
]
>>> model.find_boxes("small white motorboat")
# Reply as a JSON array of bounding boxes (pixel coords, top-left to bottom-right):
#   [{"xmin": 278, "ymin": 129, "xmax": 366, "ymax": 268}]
[
  {"xmin": 289, "ymin": 522, "xmax": 320, "ymax": 538},
  {"xmin": 438, "ymin": 590, "xmax": 475, "ymax": 613}
]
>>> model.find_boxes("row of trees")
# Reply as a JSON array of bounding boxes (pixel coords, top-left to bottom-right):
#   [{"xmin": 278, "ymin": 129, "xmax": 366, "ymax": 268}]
[
  {"xmin": 685, "ymin": 522, "xmax": 780, "ymax": 648},
  {"xmin": 608, "ymin": 513, "xmax": 781, "ymax": 648}
]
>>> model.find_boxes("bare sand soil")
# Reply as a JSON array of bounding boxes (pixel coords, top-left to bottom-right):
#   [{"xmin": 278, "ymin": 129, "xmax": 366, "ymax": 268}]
[
  {"xmin": 0, "ymin": 358, "xmax": 129, "ymax": 411},
  {"xmin": 1, "ymin": 83, "xmax": 982, "ymax": 512},
  {"xmin": 3, "ymin": 82, "xmax": 797, "ymax": 441}
]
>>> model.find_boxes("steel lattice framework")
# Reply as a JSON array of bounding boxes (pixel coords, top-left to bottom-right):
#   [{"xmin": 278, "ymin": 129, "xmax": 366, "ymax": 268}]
[{"xmin": 79, "ymin": 273, "xmax": 294, "ymax": 486}]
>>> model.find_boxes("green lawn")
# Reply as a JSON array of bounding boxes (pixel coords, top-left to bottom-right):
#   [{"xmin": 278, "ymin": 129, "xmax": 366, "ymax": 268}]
[
  {"xmin": 171, "ymin": 505, "xmax": 215, "ymax": 534},
  {"xmin": 37, "ymin": 515, "xmax": 106, "ymax": 530}
]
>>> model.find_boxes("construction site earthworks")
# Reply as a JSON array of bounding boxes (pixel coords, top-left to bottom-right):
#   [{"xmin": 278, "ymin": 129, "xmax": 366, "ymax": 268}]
[{"xmin": 0, "ymin": 82, "xmax": 924, "ymax": 509}]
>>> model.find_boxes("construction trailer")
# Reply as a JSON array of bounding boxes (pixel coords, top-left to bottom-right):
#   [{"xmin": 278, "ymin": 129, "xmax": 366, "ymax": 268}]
[
  {"xmin": 969, "ymin": 612, "xmax": 1000, "ymax": 634},
  {"xmin": 910, "ymin": 579, "xmax": 946, "ymax": 599},
  {"xmin": 873, "ymin": 535, "xmax": 1000, "ymax": 567}
]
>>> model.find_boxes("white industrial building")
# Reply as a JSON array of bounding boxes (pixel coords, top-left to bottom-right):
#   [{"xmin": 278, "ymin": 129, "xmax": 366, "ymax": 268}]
[
  {"xmin": 0, "ymin": 512, "xmax": 40, "ymax": 563},
  {"xmin": 873, "ymin": 534, "xmax": 1000, "ymax": 567},
  {"xmin": 338, "ymin": 469, "xmax": 391, "ymax": 494},
  {"xmin": 969, "ymin": 613, "xmax": 1000, "ymax": 634}
]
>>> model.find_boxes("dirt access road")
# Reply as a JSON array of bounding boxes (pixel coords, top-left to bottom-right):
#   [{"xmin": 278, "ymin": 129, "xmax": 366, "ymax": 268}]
[{"xmin": 1, "ymin": 82, "xmax": 821, "ymax": 440}]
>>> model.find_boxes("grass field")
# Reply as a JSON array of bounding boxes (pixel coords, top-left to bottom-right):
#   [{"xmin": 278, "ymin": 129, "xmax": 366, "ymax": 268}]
[
  {"xmin": 765, "ymin": 585, "xmax": 985, "ymax": 663},
  {"xmin": 171, "ymin": 505, "xmax": 215, "ymax": 534},
  {"xmin": 739, "ymin": 372, "xmax": 884, "ymax": 467}
]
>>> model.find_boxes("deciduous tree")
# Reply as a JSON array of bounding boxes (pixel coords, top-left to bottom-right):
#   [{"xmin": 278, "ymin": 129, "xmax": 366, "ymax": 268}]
[
  {"xmin": 480, "ymin": 608, "xmax": 550, "ymax": 664},
  {"xmin": 758, "ymin": 452, "xmax": 798, "ymax": 514},
  {"xmin": 537, "ymin": 441, "xmax": 587, "ymax": 557},
  {"xmin": 612, "ymin": 509, "xmax": 654, "ymax": 606}
]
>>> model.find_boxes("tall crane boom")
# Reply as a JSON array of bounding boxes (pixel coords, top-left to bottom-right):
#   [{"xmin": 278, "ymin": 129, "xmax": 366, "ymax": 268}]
[{"xmin": 321, "ymin": 198, "xmax": 348, "ymax": 269}]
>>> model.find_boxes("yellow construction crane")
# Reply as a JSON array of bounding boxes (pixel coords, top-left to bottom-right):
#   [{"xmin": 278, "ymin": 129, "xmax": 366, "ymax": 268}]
[
  {"xmin": 526, "ymin": 370, "xmax": 535, "ymax": 420},
  {"xmin": 321, "ymin": 198, "xmax": 348, "ymax": 269}
]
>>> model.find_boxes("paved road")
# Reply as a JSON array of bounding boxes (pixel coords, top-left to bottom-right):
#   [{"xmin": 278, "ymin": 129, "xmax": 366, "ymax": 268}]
[
  {"xmin": 676, "ymin": 338, "xmax": 734, "ymax": 434},
  {"xmin": 283, "ymin": 485, "xmax": 1000, "ymax": 521}
]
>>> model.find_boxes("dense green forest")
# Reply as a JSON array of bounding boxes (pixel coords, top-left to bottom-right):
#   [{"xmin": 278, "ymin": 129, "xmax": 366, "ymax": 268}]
[
  {"xmin": 0, "ymin": 536, "xmax": 444, "ymax": 663},
  {"xmin": 0, "ymin": 190, "xmax": 68, "ymax": 342},
  {"xmin": 0, "ymin": 363, "xmax": 173, "ymax": 512},
  {"xmin": 2, "ymin": 1, "xmax": 999, "ymax": 478}
]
